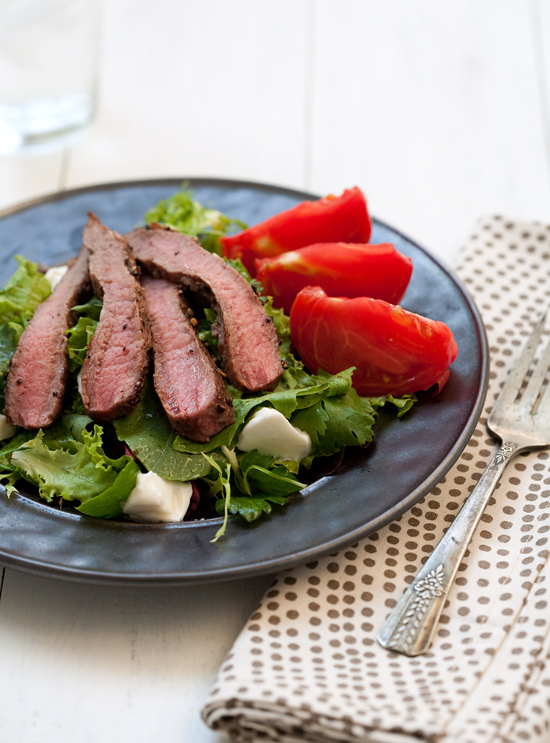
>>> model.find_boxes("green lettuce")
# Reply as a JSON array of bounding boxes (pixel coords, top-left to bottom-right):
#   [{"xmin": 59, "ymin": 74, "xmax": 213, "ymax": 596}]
[
  {"xmin": 172, "ymin": 366, "xmax": 374, "ymax": 459},
  {"xmin": 144, "ymin": 183, "xmax": 246, "ymax": 254},
  {"xmin": 204, "ymin": 448, "xmax": 304, "ymax": 541},
  {"xmin": 0, "ymin": 256, "xmax": 51, "ymax": 329},
  {"xmin": 0, "ymin": 193, "xmax": 416, "ymax": 535},
  {"xmin": 6, "ymin": 420, "xmax": 139, "ymax": 518},
  {"xmin": 0, "ymin": 256, "xmax": 52, "ymax": 406},
  {"xmin": 66, "ymin": 297, "xmax": 102, "ymax": 372}
]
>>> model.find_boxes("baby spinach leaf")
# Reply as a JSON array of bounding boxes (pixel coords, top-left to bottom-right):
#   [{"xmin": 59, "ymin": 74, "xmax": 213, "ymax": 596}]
[
  {"xmin": 77, "ymin": 460, "xmax": 140, "ymax": 518},
  {"xmin": 114, "ymin": 377, "xmax": 215, "ymax": 481}
]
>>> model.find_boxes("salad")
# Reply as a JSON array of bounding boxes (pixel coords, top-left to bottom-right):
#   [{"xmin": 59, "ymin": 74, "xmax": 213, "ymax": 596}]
[{"xmin": 0, "ymin": 185, "xmax": 457, "ymax": 540}]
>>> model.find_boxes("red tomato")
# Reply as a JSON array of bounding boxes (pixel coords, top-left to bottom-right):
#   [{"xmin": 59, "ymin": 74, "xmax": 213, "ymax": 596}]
[
  {"xmin": 255, "ymin": 242, "xmax": 413, "ymax": 314},
  {"xmin": 289, "ymin": 286, "xmax": 458, "ymax": 396},
  {"xmin": 221, "ymin": 187, "xmax": 371, "ymax": 276}
]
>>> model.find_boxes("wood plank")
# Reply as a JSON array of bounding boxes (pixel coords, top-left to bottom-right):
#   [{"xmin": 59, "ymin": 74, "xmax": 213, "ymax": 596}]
[
  {"xmin": 309, "ymin": 0, "xmax": 550, "ymax": 263},
  {"xmin": 0, "ymin": 568, "xmax": 273, "ymax": 742},
  {"xmin": 66, "ymin": 0, "xmax": 309, "ymax": 192}
]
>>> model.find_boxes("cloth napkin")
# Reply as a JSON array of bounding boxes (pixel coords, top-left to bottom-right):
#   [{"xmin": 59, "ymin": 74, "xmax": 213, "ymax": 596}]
[{"xmin": 202, "ymin": 216, "xmax": 550, "ymax": 743}]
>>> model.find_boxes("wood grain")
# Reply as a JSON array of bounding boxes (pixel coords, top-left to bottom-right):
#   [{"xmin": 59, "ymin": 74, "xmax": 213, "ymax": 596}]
[{"xmin": 0, "ymin": 569, "xmax": 273, "ymax": 742}]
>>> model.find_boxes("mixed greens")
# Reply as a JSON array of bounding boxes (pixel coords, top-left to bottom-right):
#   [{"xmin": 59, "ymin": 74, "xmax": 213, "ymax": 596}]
[{"xmin": 0, "ymin": 186, "xmax": 413, "ymax": 538}]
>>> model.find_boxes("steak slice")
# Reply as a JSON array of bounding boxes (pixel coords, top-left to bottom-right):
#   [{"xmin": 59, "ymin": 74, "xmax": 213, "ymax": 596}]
[
  {"xmin": 142, "ymin": 276, "xmax": 235, "ymax": 441},
  {"xmin": 126, "ymin": 226, "xmax": 283, "ymax": 392},
  {"xmin": 81, "ymin": 215, "xmax": 150, "ymax": 421},
  {"xmin": 4, "ymin": 246, "xmax": 91, "ymax": 429}
]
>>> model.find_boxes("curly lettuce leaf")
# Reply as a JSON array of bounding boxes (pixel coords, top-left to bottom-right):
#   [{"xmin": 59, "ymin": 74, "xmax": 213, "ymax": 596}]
[
  {"xmin": 0, "ymin": 430, "xmax": 35, "ymax": 494},
  {"xmin": 0, "ymin": 256, "xmax": 52, "ymax": 406},
  {"xmin": 0, "ymin": 430, "xmax": 35, "ymax": 468},
  {"xmin": 0, "ymin": 415, "xmax": 139, "ymax": 517},
  {"xmin": 67, "ymin": 316, "xmax": 98, "ymax": 372},
  {"xmin": 66, "ymin": 296, "xmax": 102, "ymax": 372},
  {"xmin": 0, "ymin": 256, "xmax": 51, "ymax": 328},
  {"xmin": 370, "ymin": 393, "xmax": 417, "ymax": 417},
  {"xmin": 8, "ymin": 424, "xmax": 138, "ymax": 514},
  {"xmin": 70, "ymin": 296, "xmax": 103, "ymax": 321},
  {"xmin": 263, "ymin": 295, "xmax": 294, "ymax": 362},
  {"xmin": 144, "ymin": 183, "xmax": 247, "ymax": 254}
]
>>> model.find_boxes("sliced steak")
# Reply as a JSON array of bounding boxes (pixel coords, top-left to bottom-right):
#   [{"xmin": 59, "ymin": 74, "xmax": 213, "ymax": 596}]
[
  {"xmin": 81, "ymin": 214, "xmax": 150, "ymax": 421},
  {"xmin": 142, "ymin": 276, "xmax": 235, "ymax": 441},
  {"xmin": 4, "ymin": 246, "xmax": 91, "ymax": 429},
  {"xmin": 126, "ymin": 226, "xmax": 283, "ymax": 392}
]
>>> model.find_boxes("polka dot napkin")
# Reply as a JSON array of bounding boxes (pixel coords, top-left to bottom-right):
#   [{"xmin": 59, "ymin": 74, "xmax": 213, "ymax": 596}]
[{"xmin": 202, "ymin": 217, "xmax": 550, "ymax": 743}]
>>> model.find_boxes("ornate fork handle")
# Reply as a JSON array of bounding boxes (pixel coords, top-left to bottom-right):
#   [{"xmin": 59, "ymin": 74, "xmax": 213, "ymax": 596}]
[{"xmin": 377, "ymin": 441, "xmax": 519, "ymax": 656}]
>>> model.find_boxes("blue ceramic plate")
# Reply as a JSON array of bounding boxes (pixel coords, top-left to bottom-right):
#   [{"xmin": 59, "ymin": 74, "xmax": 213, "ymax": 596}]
[{"xmin": 0, "ymin": 179, "xmax": 488, "ymax": 585}]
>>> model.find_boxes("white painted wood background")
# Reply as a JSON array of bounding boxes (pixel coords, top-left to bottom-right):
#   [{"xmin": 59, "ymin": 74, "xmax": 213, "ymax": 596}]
[{"xmin": 1, "ymin": 1, "xmax": 549, "ymax": 741}]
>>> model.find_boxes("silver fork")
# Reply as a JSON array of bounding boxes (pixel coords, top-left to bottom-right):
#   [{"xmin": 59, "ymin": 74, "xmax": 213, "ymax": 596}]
[{"xmin": 377, "ymin": 311, "xmax": 550, "ymax": 657}]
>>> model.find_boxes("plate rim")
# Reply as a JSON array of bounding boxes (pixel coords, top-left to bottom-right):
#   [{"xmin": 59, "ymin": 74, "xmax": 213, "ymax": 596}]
[{"xmin": 0, "ymin": 177, "xmax": 489, "ymax": 585}]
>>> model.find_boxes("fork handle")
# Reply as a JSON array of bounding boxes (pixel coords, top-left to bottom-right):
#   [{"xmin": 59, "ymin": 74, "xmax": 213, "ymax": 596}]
[{"xmin": 377, "ymin": 441, "xmax": 519, "ymax": 656}]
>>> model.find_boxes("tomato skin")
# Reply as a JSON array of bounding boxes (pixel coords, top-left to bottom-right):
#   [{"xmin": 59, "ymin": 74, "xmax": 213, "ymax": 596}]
[
  {"xmin": 255, "ymin": 242, "xmax": 413, "ymax": 315},
  {"xmin": 221, "ymin": 187, "xmax": 371, "ymax": 276},
  {"xmin": 289, "ymin": 286, "xmax": 458, "ymax": 396}
]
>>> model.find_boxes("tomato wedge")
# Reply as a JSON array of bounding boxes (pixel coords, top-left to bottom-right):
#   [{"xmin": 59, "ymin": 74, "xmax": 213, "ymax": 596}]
[
  {"xmin": 289, "ymin": 286, "xmax": 458, "ymax": 396},
  {"xmin": 221, "ymin": 187, "xmax": 371, "ymax": 276},
  {"xmin": 255, "ymin": 242, "xmax": 413, "ymax": 314}
]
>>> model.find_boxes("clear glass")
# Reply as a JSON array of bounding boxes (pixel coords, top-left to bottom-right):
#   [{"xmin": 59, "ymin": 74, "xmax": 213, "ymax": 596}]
[{"xmin": 0, "ymin": 0, "xmax": 100, "ymax": 155}]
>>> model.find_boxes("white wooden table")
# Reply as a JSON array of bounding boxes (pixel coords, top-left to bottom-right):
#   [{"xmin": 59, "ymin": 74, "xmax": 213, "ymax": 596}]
[{"xmin": 1, "ymin": 2, "xmax": 549, "ymax": 741}]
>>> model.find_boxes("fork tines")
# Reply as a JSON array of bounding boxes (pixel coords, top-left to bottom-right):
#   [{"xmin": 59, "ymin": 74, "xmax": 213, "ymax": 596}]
[{"xmin": 498, "ymin": 311, "xmax": 550, "ymax": 414}]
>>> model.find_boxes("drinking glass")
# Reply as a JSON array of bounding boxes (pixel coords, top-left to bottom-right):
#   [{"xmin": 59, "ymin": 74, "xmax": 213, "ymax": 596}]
[{"xmin": 0, "ymin": 0, "xmax": 100, "ymax": 154}]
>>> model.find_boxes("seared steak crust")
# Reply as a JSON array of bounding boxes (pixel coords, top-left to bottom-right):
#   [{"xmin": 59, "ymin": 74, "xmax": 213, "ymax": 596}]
[
  {"xmin": 126, "ymin": 226, "xmax": 283, "ymax": 392},
  {"xmin": 81, "ymin": 214, "xmax": 150, "ymax": 421},
  {"xmin": 142, "ymin": 276, "xmax": 235, "ymax": 441},
  {"xmin": 4, "ymin": 246, "xmax": 91, "ymax": 429}
]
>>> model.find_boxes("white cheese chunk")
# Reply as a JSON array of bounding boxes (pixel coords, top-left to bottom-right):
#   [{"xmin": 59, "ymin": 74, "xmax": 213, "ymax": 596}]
[
  {"xmin": 44, "ymin": 264, "xmax": 68, "ymax": 291},
  {"xmin": 237, "ymin": 407, "xmax": 312, "ymax": 461},
  {"xmin": 123, "ymin": 471, "xmax": 193, "ymax": 523},
  {"xmin": 0, "ymin": 414, "xmax": 16, "ymax": 441}
]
